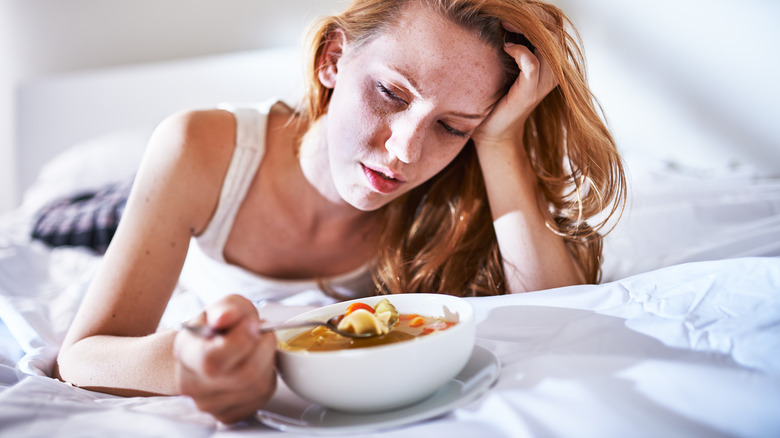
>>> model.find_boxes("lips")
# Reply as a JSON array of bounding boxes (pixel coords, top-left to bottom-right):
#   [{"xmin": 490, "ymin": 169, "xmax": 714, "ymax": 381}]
[{"xmin": 362, "ymin": 164, "xmax": 404, "ymax": 194}]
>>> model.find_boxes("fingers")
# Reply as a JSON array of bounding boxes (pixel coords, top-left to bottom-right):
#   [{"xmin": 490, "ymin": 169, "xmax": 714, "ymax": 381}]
[
  {"xmin": 174, "ymin": 294, "xmax": 277, "ymax": 423},
  {"xmin": 179, "ymin": 319, "xmax": 259, "ymax": 377},
  {"xmin": 503, "ymin": 41, "xmax": 539, "ymax": 79},
  {"xmin": 504, "ymin": 41, "xmax": 556, "ymax": 92},
  {"xmin": 179, "ymin": 295, "xmax": 261, "ymax": 375},
  {"xmin": 501, "ymin": 20, "xmax": 558, "ymax": 95},
  {"xmin": 180, "ymin": 331, "xmax": 277, "ymax": 424},
  {"xmin": 205, "ymin": 294, "xmax": 259, "ymax": 332}
]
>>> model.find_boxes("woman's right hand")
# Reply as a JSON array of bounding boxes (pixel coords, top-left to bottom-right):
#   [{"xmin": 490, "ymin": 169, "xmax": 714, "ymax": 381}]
[{"xmin": 173, "ymin": 294, "xmax": 277, "ymax": 424}]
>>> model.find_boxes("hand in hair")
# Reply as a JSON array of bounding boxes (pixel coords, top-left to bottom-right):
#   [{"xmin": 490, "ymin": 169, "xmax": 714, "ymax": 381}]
[{"xmin": 471, "ymin": 21, "xmax": 558, "ymax": 148}]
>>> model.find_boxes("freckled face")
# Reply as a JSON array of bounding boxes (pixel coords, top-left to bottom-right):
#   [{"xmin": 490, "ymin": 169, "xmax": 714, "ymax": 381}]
[{"xmin": 320, "ymin": 5, "xmax": 505, "ymax": 211}]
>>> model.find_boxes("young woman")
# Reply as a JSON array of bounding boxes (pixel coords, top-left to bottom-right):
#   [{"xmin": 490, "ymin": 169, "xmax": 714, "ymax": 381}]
[{"xmin": 56, "ymin": 0, "xmax": 625, "ymax": 424}]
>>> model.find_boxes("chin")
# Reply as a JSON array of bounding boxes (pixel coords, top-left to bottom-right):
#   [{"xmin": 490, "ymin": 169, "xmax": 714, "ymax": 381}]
[
  {"xmin": 347, "ymin": 197, "xmax": 390, "ymax": 212},
  {"xmin": 342, "ymin": 190, "xmax": 397, "ymax": 212}
]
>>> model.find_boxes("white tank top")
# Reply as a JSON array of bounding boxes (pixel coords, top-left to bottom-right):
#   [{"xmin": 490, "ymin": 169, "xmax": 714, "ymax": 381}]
[{"xmin": 177, "ymin": 99, "xmax": 373, "ymax": 307}]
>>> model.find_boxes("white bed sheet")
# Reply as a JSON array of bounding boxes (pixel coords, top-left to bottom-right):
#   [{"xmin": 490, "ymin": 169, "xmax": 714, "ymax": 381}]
[{"xmin": 0, "ymin": 223, "xmax": 778, "ymax": 438}]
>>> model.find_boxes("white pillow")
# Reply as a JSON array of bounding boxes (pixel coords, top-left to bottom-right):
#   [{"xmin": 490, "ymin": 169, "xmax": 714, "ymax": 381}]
[{"xmin": 600, "ymin": 154, "xmax": 780, "ymax": 282}]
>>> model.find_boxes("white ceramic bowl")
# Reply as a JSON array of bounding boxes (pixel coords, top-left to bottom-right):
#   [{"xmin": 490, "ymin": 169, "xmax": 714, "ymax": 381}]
[{"xmin": 275, "ymin": 293, "xmax": 476, "ymax": 413}]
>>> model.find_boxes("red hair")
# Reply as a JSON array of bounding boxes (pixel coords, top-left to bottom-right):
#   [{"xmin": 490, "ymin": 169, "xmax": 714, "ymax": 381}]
[{"xmin": 298, "ymin": 0, "xmax": 626, "ymax": 295}]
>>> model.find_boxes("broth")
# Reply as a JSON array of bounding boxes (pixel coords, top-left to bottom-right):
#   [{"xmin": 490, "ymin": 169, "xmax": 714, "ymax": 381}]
[{"xmin": 280, "ymin": 314, "xmax": 456, "ymax": 352}]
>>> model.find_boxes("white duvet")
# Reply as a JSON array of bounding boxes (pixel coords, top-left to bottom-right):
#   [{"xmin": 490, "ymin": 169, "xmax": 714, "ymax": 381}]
[{"xmin": 0, "ymin": 224, "xmax": 778, "ymax": 437}]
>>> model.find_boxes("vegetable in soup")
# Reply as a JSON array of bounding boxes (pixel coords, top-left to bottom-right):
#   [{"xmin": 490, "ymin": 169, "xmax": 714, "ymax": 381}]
[{"xmin": 279, "ymin": 300, "xmax": 456, "ymax": 352}]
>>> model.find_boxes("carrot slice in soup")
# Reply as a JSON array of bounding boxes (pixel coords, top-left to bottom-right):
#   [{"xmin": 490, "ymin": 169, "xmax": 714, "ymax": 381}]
[{"xmin": 345, "ymin": 302, "xmax": 375, "ymax": 315}]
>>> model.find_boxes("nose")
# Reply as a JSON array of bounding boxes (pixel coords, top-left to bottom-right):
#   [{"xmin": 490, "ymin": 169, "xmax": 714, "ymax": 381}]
[{"xmin": 385, "ymin": 117, "xmax": 424, "ymax": 164}]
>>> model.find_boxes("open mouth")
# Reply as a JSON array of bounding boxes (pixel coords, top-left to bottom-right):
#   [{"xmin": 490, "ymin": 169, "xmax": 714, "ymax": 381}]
[{"xmin": 362, "ymin": 164, "xmax": 404, "ymax": 194}]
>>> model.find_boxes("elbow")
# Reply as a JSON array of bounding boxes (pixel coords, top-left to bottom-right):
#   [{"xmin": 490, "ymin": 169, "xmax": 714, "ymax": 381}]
[
  {"xmin": 504, "ymin": 262, "xmax": 586, "ymax": 294},
  {"xmin": 55, "ymin": 343, "xmax": 77, "ymax": 384}
]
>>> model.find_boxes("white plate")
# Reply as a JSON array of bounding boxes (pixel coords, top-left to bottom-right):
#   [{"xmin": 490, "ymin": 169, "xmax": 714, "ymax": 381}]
[{"xmin": 256, "ymin": 344, "xmax": 500, "ymax": 435}]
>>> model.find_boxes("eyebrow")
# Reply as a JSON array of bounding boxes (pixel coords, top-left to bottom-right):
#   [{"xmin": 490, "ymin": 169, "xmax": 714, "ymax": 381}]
[
  {"xmin": 390, "ymin": 64, "xmax": 424, "ymax": 96},
  {"xmin": 389, "ymin": 64, "xmax": 494, "ymax": 120},
  {"xmin": 449, "ymin": 110, "xmax": 491, "ymax": 120}
]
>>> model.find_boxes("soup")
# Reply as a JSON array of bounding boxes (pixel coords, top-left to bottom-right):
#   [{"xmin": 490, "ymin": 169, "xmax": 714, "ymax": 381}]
[{"xmin": 279, "ymin": 313, "xmax": 457, "ymax": 352}]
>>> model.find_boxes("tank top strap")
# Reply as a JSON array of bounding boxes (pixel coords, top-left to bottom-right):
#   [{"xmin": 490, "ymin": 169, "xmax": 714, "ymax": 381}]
[{"xmin": 195, "ymin": 100, "xmax": 278, "ymax": 261}]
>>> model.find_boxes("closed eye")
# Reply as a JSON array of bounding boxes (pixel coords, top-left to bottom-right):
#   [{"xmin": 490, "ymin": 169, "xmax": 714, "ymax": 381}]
[
  {"xmin": 438, "ymin": 121, "xmax": 470, "ymax": 138},
  {"xmin": 376, "ymin": 82, "xmax": 408, "ymax": 105},
  {"xmin": 376, "ymin": 81, "xmax": 469, "ymax": 138}
]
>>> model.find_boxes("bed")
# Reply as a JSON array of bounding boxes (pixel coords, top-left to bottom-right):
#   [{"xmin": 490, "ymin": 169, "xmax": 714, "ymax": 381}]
[{"xmin": 1, "ymin": 41, "xmax": 779, "ymax": 437}]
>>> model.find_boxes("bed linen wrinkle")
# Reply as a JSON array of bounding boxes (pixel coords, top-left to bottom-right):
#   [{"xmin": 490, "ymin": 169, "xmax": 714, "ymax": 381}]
[
  {"xmin": 453, "ymin": 395, "xmax": 536, "ymax": 437},
  {"xmin": 485, "ymin": 363, "xmax": 714, "ymax": 438},
  {"xmin": 619, "ymin": 259, "xmax": 780, "ymax": 375},
  {"xmin": 478, "ymin": 305, "xmax": 745, "ymax": 374},
  {"xmin": 0, "ymin": 377, "xmax": 216, "ymax": 438},
  {"xmin": 0, "ymin": 257, "xmax": 778, "ymax": 436}
]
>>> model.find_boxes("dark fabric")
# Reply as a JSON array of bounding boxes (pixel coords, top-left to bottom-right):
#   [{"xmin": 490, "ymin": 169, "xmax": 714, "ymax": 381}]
[{"xmin": 31, "ymin": 176, "xmax": 134, "ymax": 254}]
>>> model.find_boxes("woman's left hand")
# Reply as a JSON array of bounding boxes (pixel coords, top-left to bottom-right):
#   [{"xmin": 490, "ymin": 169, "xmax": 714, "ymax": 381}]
[{"xmin": 472, "ymin": 23, "xmax": 558, "ymax": 148}]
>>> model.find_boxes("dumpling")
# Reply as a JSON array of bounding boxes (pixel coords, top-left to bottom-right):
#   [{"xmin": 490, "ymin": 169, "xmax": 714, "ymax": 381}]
[
  {"xmin": 373, "ymin": 299, "xmax": 399, "ymax": 327},
  {"xmin": 337, "ymin": 309, "xmax": 389, "ymax": 335}
]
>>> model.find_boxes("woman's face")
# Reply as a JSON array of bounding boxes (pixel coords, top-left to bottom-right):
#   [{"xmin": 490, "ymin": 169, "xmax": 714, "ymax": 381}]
[{"xmin": 319, "ymin": 4, "xmax": 505, "ymax": 211}]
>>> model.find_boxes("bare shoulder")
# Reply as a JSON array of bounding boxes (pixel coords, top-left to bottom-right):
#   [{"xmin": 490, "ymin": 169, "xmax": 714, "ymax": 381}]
[
  {"xmin": 135, "ymin": 108, "xmax": 238, "ymax": 234},
  {"xmin": 150, "ymin": 108, "xmax": 236, "ymax": 161}
]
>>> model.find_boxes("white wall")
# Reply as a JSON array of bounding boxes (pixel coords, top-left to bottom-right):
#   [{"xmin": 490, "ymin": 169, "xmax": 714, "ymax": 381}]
[
  {"xmin": 554, "ymin": 0, "xmax": 780, "ymax": 175},
  {"xmin": 0, "ymin": 0, "xmax": 342, "ymax": 212},
  {"xmin": 0, "ymin": 1, "xmax": 21, "ymax": 213}
]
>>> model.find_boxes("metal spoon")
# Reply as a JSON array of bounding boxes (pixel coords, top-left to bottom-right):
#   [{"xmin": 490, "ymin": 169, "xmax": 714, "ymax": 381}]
[{"xmin": 182, "ymin": 316, "xmax": 374, "ymax": 339}]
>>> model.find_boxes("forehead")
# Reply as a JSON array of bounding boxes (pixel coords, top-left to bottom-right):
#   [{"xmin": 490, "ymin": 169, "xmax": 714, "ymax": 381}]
[{"xmin": 347, "ymin": 4, "xmax": 505, "ymax": 107}]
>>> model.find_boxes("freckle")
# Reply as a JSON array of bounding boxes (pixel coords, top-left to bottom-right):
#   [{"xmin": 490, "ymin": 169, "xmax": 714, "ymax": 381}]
[
  {"xmin": 112, "ymin": 314, "xmax": 116, "ymax": 318},
  {"xmin": 145, "ymin": 250, "xmax": 150, "ymax": 255},
  {"xmin": 170, "ymin": 241, "xmax": 176, "ymax": 247}
]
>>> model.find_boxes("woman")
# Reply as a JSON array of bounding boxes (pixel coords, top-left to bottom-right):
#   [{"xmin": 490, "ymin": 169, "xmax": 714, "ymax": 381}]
[{"xmin": 56, "ymin": 0, "xmax": 625, "ymax": 424}]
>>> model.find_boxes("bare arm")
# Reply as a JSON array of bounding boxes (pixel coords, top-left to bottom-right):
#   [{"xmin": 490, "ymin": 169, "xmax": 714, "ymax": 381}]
[
  {"xmin": 472, "ymin": 26, "xmax": 584, "ymax": 293},
  {"xmin": 57, "ymin": 109, "xmax": 218, "ymax": 392},
  {"xmin": 56, "ymin": 110, "xmax": 276, "ymax": 422},
  {"xmin": 474, "ymin": 130, "xmax": 584, "ymax": 293}
]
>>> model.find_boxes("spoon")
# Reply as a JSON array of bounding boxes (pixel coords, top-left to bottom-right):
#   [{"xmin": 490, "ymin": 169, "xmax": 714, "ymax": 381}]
[{"xmin": 182, "ymin": 316, "xmax": 374, "ymax": 339}]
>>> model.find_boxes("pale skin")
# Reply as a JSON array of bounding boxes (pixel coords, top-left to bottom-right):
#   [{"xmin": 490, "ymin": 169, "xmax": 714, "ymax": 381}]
[{"xmin": 56, "ymin": 3, "xmax": 582, "ymax": 424}]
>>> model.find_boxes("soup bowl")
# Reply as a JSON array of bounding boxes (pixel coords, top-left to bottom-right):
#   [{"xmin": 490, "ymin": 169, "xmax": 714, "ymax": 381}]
[{"xmin": 274, "ymin": 293, "xmax": 476, "ymax": 412}]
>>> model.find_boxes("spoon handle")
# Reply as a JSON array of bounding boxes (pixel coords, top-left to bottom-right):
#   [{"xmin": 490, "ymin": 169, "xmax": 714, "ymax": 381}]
[
  {"xmin": 258, "ymin": 321, "xmax": 323, "ymax": 333},
  {"xmin": 181, "ymin": 321, "xmax": 317, "ymax": 338},
  {"xmin": 182, "ymin": 320, "xmax": 370, "ymax": 339}
]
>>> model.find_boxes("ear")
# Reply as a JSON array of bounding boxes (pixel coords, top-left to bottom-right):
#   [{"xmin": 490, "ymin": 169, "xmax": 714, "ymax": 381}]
[{"xmin": 317, "ymin": 28, "xmax": 347, "ymax": 89}]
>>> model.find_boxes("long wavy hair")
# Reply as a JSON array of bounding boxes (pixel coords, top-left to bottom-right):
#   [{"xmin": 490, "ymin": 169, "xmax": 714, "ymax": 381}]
[{"xmin": 298, "ymin": 0, "xmax": 626, "ymax": 296}]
